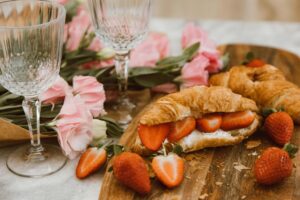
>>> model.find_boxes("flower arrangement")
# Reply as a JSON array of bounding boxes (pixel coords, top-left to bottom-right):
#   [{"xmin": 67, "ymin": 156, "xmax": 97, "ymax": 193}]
[{"xmin": 0, "ymin": 0, "xmax": 226, "ymax": 159}]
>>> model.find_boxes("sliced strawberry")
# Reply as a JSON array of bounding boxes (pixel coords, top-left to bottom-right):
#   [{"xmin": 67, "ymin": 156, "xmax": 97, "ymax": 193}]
[
  {"xmin": 152, "ymin": 153, "xmax": 185, "ymax": 188},
  {"xmin": 221, "ymin": 111, "xmax": 255, "ymax": 131},
  {"xmin": 196, "ymin": 113, "xmax": 222, "ymax": 132},
  {"xmin": 167, "ymin": 117, "xmax": 196, "ymax": 142},
  {"xmin": 76, "ymin": 147, "xmax": 107, "ymax": 179},
  {"xmin": 246, "ymin": 59, "xmax": 266, "ymax": 68},
  {"xmin": 138, "ymin": 123, "xmax": 170, "ymax": 151}
]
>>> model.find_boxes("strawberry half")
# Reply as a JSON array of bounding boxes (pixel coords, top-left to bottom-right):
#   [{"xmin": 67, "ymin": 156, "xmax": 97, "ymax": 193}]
[
  {"xmin": 76, "ymin": 147, "xmax": 107, "ymax": 179},
  {"xmin": 152, "ymin": 153, "xmax": 185, "ymax": 188},
  {"xmin": 113, "ymin": 152, "xmax": 151, "ymax": 195},
  {"xmin": 254, "ymin": 145, "xmax": 297, "ymax": 185},
  {"xmin": 196, "ymin": 113, "xmax": 222, "ymax": 132},
  {"xmin": 138, "ymin": 123, "xmax": 170, "ymax": 151},
  {"xmin": 167, "ymin": 117, "xmax": 196, "ymax": 142},
  {"xmin": 264, "ymin": 112, "xmax": 294, "ymax": 146},
  {"xmin": 246, "ymin": 59, "xmax": 266, "ymax": 68},
  {"xmin": 221, "ymin": 111, "xmax": 255, "ymax": 131}
]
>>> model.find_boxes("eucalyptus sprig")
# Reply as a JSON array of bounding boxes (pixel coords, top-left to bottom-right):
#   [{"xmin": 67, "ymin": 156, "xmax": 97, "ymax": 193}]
[{"xmin": 59, "ymin": 42, "xmax": 200, "ymax": 90}]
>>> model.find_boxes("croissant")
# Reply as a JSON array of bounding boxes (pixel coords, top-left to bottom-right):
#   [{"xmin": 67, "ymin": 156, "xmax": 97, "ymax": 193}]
[
  {"xmin": 132, "ymin": 86, "xmax": 260, "ymax": 155},
  {"xmin": 209, "ymin": 65, "xmax": 300, "ymax": 124}
]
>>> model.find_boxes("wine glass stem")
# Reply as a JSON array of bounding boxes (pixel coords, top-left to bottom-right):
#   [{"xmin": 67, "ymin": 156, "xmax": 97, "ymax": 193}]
[
  {"xmin": 115, "ymin": 51, "xmax": 129, "ymax": 98},
  {"xmin": 22, "ymin": 97, "xmax": 45, "ymax": 158}
]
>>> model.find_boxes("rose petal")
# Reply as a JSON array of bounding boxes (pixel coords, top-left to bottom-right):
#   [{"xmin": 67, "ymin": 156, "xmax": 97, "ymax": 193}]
[
  {"xmin": 73, "ymin": 76, "xmax": 106, "ymax": 117},
  {"xmin": 181, "ymin": 54, "xmax": 209, "ymax": 88}
]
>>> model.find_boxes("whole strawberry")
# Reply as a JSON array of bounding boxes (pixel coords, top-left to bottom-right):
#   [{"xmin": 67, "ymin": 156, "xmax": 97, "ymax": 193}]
[
  {"xmin": 254, "ymin": 144, "xmax": 298, "ymax": 185},
  {"xmin": 113, "ymin": 152, "xmax": 151, "ymax": 195},
  {"xmin": 264, "ymin": 112, "xmax": 294, "ymax": 145}
]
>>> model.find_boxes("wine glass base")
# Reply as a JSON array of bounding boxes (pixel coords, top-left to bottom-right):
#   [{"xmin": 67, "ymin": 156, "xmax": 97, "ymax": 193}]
[
  {"xmin": 110, "ymin": 97, "xmax": 135, "ymax": 126},
  {"xmin": 6, "ymin": 144, "xmax": 67, "ymax": 178}
]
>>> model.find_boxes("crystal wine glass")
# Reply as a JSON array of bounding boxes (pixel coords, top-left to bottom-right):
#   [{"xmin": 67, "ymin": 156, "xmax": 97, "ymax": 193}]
[
  {"xmin": 87, "ymin": 0, "xmax": 152, "ymax": 125},
  {"xmin": 0, "ymin": 0, "xmax": 67, "ymax": 177}
]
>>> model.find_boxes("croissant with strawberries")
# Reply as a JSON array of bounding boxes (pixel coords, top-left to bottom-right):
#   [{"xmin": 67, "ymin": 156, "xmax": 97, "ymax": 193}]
[
  {"xmin": 132, "ymin": 86, "xmax": 261, "ymax": 155},
  {"xmin": 209, "ymin": 65, "xmax": 300, "ymax": 124}
]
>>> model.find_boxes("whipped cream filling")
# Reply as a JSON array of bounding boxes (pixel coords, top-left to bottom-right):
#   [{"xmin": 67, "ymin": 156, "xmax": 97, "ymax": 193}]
[{"xmin": 179, "ymin": 117, "xmax": 259, "ymax": 148}]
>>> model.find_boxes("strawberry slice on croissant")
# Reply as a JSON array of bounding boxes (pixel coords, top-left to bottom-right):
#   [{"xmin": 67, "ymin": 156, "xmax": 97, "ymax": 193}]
[{"xmin": 132, "ymin": 86, "xmax": 261, "ymax": 154}]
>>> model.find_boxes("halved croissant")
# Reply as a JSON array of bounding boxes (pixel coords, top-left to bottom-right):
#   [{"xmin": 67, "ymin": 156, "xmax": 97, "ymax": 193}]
[
  {"xmin": 209, "ymin": 65, "xmax": 300, "ymax": 124},
  {"xmin": 132, "ymin": 86, "xmax": 260, "ymax": 155},
  {"xmin": 140, "ymin": 86, "xmax": 258, "ymax": 126}
]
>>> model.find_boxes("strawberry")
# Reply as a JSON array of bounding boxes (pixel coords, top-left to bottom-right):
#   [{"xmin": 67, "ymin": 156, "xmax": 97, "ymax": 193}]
[
  {"xmin": 76, "ymin": 147, "xmax": 107, "ymax": 179},
  {"xmin": 254, "ymin": 144, "xmax": 298, "ymax": 185},
  {"xmin": 246, "ymin": 59, "xmax": 266, "ymax": 68},
  {"xmin": 138, "ymin": 123, "xmax": 170, "ymax": 151},
  {"xmin": 221, "ymin": 111, "xmax": 255, "ymax": 131},
  {"xmin": 167, "ymin": 117, "xmax": 196, "ymax": 142},
  {"xmin": 152, "ymin": 153, "xmax": 185, "ymax": 188},
  {"xmin": 264, "ymin": 112, "xmax": 294, "ymax": 146},
  {"xmin": 113, "ymin": 152, "xmax": 151, "ymax": 195},
  {"xmin": 196, "ymin": 113, "xmax": 222, "ymax": 132}
]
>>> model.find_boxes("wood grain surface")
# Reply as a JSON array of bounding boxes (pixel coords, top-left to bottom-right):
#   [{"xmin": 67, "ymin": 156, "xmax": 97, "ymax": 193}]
[{"xmin": 99, "ymin": 44, "xmax": 300, "ymax": 200}]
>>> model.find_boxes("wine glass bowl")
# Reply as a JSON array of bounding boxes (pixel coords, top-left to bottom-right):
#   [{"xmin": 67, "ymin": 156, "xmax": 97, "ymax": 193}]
[
  {"xmin": 0, "ymin": 0, "xmax": 67, "ymax": 177},
  {"xmin": 89, "ymin": 0, "xmax": 151, "ymax": 52},
  {"xmin": 88, "ymin": 0, "xmax": 152, "ymax": 125},
  {"xmin": 0, "ymin": 0, "xmax": 64, "ymax": 97}
]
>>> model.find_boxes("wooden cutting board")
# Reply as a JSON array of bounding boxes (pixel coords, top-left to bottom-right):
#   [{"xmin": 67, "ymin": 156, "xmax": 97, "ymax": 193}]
[{"xmin": 99, "ymin": 44, "xmax": 300, "ymax": 200}]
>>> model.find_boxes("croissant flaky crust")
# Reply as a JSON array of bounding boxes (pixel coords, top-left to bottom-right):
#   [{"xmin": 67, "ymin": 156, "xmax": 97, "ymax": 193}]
[
  {"xmin": 140, "ymin": 86, "xmax": 258, "ymax": 126},
  {"xmin": 209, "ymin": 65, "xmax": 300, "ymax": 124}
]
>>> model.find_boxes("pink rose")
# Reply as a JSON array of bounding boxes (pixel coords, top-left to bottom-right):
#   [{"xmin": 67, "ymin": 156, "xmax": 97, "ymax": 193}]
[
  {"xmin": 181, "ymin": 54, "xmax": 209, "ymax": 88},
  {"xmin": 66, "ymin": 10, "xmax": 91, "ymax": 51},
  {"xmin": 88, "ymin": 38, "xmax": 103, "ymax": 52},
  {"xmin": 148, "ymin": 32, "xmax": 170, "ymax": 58},
  {"xmin": 181, "ymin": 23, "xmax": 222, "ymax": 73},
  {"xmin": 83, "ymin": 59, "xmax": 114, "ymax": 69},
  {"xmin": 151, "ymin": 83, "xmax": 178, "ymax": 94},
  {"xmin": 130, "ymin": 32, "xmax": 169, "ymax": 67},
  {"xmin": 202, "ymin": 51, "xmax": 223, "ymax": 73},
  {"xmin": 73, "ymin": 76, "xmax": 106, "ymax": 117},
  {"xmin": 40, "ymin": 76, "xmax": 71, "ymax": 105},
  {"xmin": 182, "ymin": 23, "xmax": 214, "ymax": 51},
  {"xmin": 56, "ymin": 94, "xmax": 93, "ymax": 159}
]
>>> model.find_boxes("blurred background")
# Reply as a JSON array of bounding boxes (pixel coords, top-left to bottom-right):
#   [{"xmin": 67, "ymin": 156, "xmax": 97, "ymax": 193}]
[{"xmin": 153, "ymin": 0, "xmax": 300, "ymax": 22}]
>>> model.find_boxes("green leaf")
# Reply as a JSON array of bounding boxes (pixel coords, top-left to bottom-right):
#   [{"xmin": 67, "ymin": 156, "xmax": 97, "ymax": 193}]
[
  {"xmin": 261, "ymin": 108, "xmax": 278, "ymax": 117},
  {"xmin": 0, "ymin": 85, "xmax": 6, "ymax": 94},
  {"xmin": 183, "ymin": 42, "xmax": 200, "ymax": 57},
  {"xmin": 172, "ymin": 144, "xmax": 183, "ymax": 155},
  {"xmin": 242, "ymin": 51, "xmax": 255, "ymax": 65},
  {"xmin": 220, "ymin": 52, "xmax": 231, "ymax": 72},
  {"xmin": 156, "ymin": 42, "xmax": 200, "ymax": 69},
  {"xmin": 133, "ymin": 73, "xmax": 174, "ymax": 88},
  {"xmin": 283, "ymin": 143, "xmax": 298, "ymax": 158},
  {"xmin": 0, "ymin": 92, "xmax": 22, "ymax": 106},
  {"xmin": 129, "ymin": 67, "xmax": 158, "ymax": 77},
  {"xmin": 99, "ymin": 116, "xmax": 123, "ymax": 137},
  {"xmin": 106, "ymin": 144, "xmax": 124, "ymax": 158},
  {"xmin": 0, "ymin": 105, "xmax": 23, "ymax": 111},
  {"xmin": 156, "ymin": 55, "xmax": 187, "ymax": 68},
  {"xmin": 64, "ymin": 0, "xmax": 82, "ymax": 23},
  {"xmin": 246, "ymin": 52, "xmax": 255, "ymax": 61}
]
